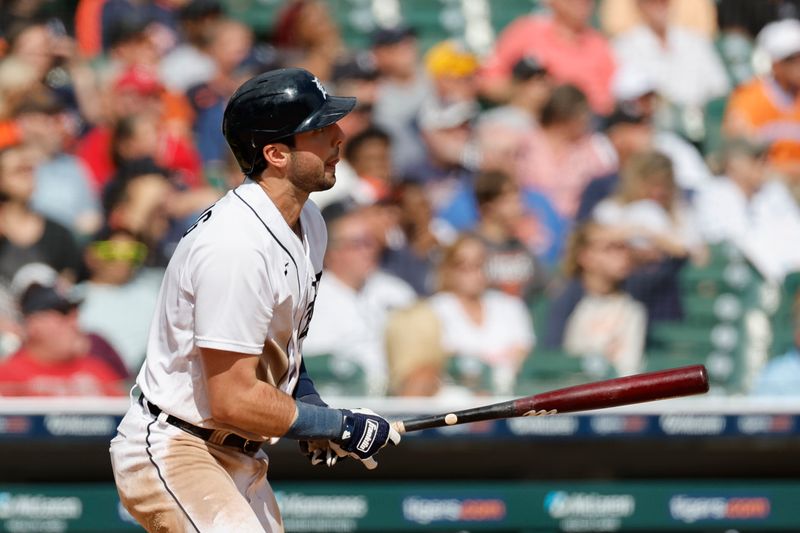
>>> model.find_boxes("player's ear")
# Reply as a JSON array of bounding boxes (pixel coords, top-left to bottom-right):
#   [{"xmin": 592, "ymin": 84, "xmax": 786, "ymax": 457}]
[{"xmin": 262, "ymin": 143, "xmax": 290, "ymax": 170}]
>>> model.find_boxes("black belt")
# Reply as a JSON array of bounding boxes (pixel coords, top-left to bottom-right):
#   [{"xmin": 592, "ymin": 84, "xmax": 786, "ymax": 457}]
[{"xmin": 139, "ymin": 394, "xmax": 264, "ymax": 456}]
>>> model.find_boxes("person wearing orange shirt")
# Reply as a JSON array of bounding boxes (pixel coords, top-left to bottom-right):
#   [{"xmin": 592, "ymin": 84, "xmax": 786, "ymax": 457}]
[
  {"xmin": 724, "ymin": 19, "xmax": 800, "ymax": 186},
  {"xmin": 479, "ymin": 0, "xmax": 616, "ymax": 115}
]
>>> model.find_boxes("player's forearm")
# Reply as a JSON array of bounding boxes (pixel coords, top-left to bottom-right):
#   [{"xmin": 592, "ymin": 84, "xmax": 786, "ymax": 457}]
[
  {"xmin": 213, "ymin": 380, "xmax": 344, "ymax": 441},
  {"xmin": 210, "ymin": 380, "xmax": 298, "ymax": 438}
]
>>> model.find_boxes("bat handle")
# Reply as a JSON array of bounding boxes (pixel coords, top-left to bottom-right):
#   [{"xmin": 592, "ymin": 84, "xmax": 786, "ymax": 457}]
[{"xmin": 391, "ymin": 420, "xmax": 407, "ymax": 434}]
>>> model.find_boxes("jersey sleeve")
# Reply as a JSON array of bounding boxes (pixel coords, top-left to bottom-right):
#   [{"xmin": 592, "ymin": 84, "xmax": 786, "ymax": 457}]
[{"xmin": 188, "ymin": 237, "xmax": 275, "ymax": 355}]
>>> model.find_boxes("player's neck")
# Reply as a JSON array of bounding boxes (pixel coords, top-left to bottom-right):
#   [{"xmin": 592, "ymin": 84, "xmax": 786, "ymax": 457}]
[{"xmin": 257, "ymin": 178, "xmax": 308, "ymax": 232}]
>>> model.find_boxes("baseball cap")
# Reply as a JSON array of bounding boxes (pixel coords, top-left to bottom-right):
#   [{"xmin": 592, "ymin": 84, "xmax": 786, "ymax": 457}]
[
  {"xmin": 371, "ymin": 24, "xmax": 416, "ymax": 48},
  {"xmin": 114, "ymin": 66, "xmax": 164, "ymax": 95},
  {"xmin": 612, "ymin": 65, "xmax": 657, "ymax": 102},
  {"xmin": 418, "ymin": 99, "xmax": 479, "ymax": 131},
  {"xmin": 424, "ymin": 40, "xmax": 479, "ymax": 78},
  {"xmin": 602, "ymin": 103, "xmax": 647, "ymax": 131},
  {"xmin": 20, "ymin": 284, "xmax": 81, "ymax": 317},
  {"xmin": 106, "ymin": 16, "xmax": 150, "ymax": 49},
  {"xmin": 757, "ymin": 19, "xmax": 800, "ymax": 62},
  {"xmin": 511, "ymin": 55, "xmax": 547, "ymax": 81},
  {"xmin": 331, "ymin": 53, "xmax": 379, "ymax": 83}
]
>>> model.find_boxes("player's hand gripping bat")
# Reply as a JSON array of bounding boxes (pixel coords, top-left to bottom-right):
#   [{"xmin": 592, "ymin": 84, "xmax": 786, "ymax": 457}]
[{"xmin": 391, "ymin": 364, "xmax": 709, "ymax": 434}]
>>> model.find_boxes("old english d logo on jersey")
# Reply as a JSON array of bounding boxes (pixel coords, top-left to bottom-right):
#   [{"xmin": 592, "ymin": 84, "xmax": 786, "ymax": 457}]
[
  {"xmin": 357, "ymin": 419, "xmax": 379, "ymax": 453},
  {"xmin": 298, "ymin": 271, "xmax": 321, "ymax": 340}
]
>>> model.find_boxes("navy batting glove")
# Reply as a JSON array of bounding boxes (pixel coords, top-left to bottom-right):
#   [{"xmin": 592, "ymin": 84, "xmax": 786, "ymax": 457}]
[{"xmin": 331, "ymin": 408, "xmax": 401, "ymax": 469}]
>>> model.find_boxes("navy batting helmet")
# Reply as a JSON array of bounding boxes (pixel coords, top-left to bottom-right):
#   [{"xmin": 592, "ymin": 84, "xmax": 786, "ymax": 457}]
[{"xmin": 223, "ymin": 68, "xmax": 356, "ymax": 176}]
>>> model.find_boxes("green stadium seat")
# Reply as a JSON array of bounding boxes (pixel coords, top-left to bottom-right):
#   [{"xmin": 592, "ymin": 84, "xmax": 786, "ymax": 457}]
[
  {"xmin": 515, "ymin": 349, "xmax": 617, "ymax": 395},
  {"xmin": 302, "ymin": 354, "xmax": 367, "ymax": 397}
]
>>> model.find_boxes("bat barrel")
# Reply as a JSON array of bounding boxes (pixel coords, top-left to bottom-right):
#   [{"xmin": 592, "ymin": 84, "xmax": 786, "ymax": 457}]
[
  {"xmin": 517, "ymin": 364, "xmax": 709, "ymax": 415},
  {"xmin": 394, "ymin": 365, "xmax": 709, "ymax": 434}
]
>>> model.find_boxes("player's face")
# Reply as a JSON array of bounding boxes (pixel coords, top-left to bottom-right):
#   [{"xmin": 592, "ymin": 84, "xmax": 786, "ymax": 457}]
[{"xmin": 289, "ymin": 123, "xmax": 345, "ymax": 193}]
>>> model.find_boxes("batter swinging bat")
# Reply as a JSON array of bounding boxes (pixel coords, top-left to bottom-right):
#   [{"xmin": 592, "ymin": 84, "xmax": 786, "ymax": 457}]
[{"xmin": 392, "ymin": 364, "xmax": 709, "ymax": 434}]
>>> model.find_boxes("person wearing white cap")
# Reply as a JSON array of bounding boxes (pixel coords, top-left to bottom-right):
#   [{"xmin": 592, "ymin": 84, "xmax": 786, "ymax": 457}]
[
  {"xmin": 603, "ymin": 65, "xmax": 713, "ymax": 192},
  {"xmin": 724, "ymin": 18, "xmax": 800, "ymax": 184}
]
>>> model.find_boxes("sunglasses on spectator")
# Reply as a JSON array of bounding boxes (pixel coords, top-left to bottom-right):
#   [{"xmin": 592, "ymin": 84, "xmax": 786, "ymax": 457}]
[{"xmin": 90, "ymin": 240, "xmax": 147, "ymax": 263}]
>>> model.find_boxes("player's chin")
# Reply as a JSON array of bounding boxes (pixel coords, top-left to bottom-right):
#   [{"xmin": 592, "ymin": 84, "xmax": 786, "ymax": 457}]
[{"xmin": 317, "ymin": 168, "xmax": 337, "ymax": 191}]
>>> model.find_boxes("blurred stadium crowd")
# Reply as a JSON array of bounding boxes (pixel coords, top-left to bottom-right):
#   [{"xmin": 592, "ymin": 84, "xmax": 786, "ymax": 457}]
[{"xmin": 0, "ymin": 0, "xmax": 799, "ymax": 400}]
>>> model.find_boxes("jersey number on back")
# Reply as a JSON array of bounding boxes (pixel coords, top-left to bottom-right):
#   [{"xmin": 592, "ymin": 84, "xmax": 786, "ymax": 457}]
[{"xmin": 183, "ymin": 206, "xmax": 214, "ymax": 237}]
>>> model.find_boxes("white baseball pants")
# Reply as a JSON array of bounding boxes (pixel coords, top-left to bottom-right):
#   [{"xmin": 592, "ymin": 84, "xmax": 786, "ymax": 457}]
[{"xmin": 110, "ymin": 399, "xmax": 283, "ymax": 532}]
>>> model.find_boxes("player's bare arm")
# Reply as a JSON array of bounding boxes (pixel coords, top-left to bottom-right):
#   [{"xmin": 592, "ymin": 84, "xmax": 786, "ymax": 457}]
[{"xmin": 200, "ymin": 347, "xmax": 297, "ymax": 438}]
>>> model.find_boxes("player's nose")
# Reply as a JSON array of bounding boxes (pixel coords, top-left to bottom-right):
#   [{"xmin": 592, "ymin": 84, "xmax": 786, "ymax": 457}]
[{"xmin": 330, "ymin": 123, "xmax": 345, "ymax": 147}]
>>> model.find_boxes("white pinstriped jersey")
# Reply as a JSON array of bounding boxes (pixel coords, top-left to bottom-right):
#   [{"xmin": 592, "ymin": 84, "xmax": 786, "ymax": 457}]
[{"xmin": 136, "ymin": 179, "xmax": 326, "ymax": 440}]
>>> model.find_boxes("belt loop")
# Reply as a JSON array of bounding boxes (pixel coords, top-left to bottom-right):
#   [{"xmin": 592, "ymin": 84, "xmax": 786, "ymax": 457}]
[
  {"xmin": 157, "ymin": 411, "xmax": 169, "ymax": 424},
  {"xmin": 140, "ymin": 395, "xmax": 151, "ymax": 417}
]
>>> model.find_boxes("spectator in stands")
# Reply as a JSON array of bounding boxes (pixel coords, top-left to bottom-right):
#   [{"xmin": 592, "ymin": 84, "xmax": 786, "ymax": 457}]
[
  {"xmin": 77, "ymin": 66, "xmax": 202, "ymax": 191},
  {"xmin": 381, "ymin": 180, "xmax": 453, "ymax": 296},
  {"xmin": 612, "ymin": 0, "xmax": 729, "ymax": 116},
  {"xmin": 600, "ymin": 0, "xmax": 718, "ymax": 39},
  {"xmin": 341, "ymin": 126, "xmax": 394, "ymax": 205},
  {"xmin": 593, "ymin": 151, "xmax": 701, "ymax": 257},
  {"xmin": 100, "ymin": 1, "xmax": 172, "ymax": 54},
  {"xmin": 76, "ymin": 227, "xmax": 163, "ymax": 374},
  {"xmin": 13, "ymin": 91, "xmax": 102, "ymax": 241},
  {"xmin": 310, "ymin": 53, "xmax": 381, "ymax": 209},
  {"xmin": 159, "ymin": 0, "xmax": 223, "ymax": 92},
  {"xmin": 476, "ymin": 56, "xmax": 553, "ymax": 177},
  {"xmin": 272, "ymin": 0, "xmax": 345, "ymax": 82},
  {"xmin": 724, "ymin": 19, "xmax": 800, "ymax": 188},
  {"xmin": 577, "ymin": 98, "xmax": 712, "ymax": 221},
  {"xmin": 187, "ymin": 18, "xmax": 255, "ymax": 169},
  {"xmin": 428, "ymin": 234, "xmax": 534, "ymax": 395},
  {"xmin": 611, "ymin": 67, "xmax": 714, "ymax": 190},
  {"xmin": 593, "ymin": 151, "xmax": 702, "ymax": 323},
  {"xmin": 716, "ymin": 0, "xmax": 800, "ymax": 42},
  {"xmin": 0, "ymin": 143, "xmax": 82, "ymax": 285},
  {"xmin": 474, "ymin": 170, "xmax": 548, "ymax": 301},
  {"xmin": 480, "ymin": 0, "xmax": 616, "ymax": 115},
  {"xmin": 694, "ymin": 137, "xmax": 800, "ymax": 282},
  {"xmin": 544, "ymin": 222, "xmax": 646, "ymax": 376},
  {"xmin": 516, "ymin": 84, "xmax": 614, "ymax": 220},
  {"xmin": 2, "ymin": 17, "xmax": 102, "ymax": 124},
  {"xmin": 302, "ymin": 204, "xmax": 416, "ymax": 396},
  {"xmin": 385, "ymin": 301, "xmax": 447, "ymax": 396},
  {"xmin": 372, "ymin": 24, "xmax": 433, "ymax": 175},
  {"xmin": 0, "ymin": 283, "xmax": 125, "ymax": 396},
  {"xmin": 407, "ymin": 96, "xmax": 479, "ymax": 232},
  {"xmin": 101, "ymin": 15, "xmax": 160, "ymax": 69},
  {"xmin": 102, "ymin": 160, "xmax": 177, "ymax": 266},
  {"xmin": 751, "ymin": 303, "xmax": 800, "ymax": 396},
  {"xmin": 425, "ymin": 39, "xmax": 480, "ymax": 106},
  {"xmin": 329, "ymin": 53, "xmax": 380, "ymax": 140}
]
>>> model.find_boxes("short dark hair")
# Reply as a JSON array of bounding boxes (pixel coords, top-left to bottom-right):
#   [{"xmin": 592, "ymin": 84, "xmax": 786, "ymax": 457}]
[
  {"xmin": 343, "ymin": 127, "xmax": 390, "ymax": 163},
  {"xmin": 102, "ymin": 158, "xmax": 168, "ymax": 216},
  {"xmin": 474, "ymin": 170, "xmax": 516, "ymax": 207},
  {"xmin": 540, "ymin": 84, "xmax": 589, "ymax": 127},
  {"xmin": 249, "ymin": 134, "xmax": 295, "ymax": 179}
]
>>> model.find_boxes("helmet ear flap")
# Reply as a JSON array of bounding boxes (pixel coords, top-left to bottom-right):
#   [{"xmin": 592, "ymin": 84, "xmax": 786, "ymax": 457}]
[{"xmin": 248, "ymin": 135, "xmax": 267, "ymax": 177}]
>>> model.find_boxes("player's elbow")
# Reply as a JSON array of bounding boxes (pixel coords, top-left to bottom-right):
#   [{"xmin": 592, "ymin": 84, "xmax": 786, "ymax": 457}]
[{"xmin": 208, "ymin": 392, "xmax": 241, "ymax": 427}]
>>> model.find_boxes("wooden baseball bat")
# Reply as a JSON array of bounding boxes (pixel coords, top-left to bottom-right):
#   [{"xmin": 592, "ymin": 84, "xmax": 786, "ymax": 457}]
[{"xmin": 392, "ymin": 364, "xmax": 709, "ymax": 434}]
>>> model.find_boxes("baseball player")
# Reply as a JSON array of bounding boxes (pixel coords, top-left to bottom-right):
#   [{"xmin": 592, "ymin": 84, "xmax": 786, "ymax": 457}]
[{"xmin": 109, "ymin": 68, "xmax": 401, "ymax": 532}]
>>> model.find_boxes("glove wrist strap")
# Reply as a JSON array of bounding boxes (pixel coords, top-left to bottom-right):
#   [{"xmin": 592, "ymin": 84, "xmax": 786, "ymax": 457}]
[{"xmin": 283, "ymin": 402, "xmax": 344, "ymax": 441}]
